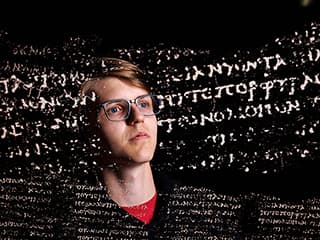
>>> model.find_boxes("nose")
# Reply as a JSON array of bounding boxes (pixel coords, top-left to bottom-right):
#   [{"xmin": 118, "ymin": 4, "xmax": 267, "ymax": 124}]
[{"xmin": 127, "ymin": 104, "xmax": 144, "ymax": 125}]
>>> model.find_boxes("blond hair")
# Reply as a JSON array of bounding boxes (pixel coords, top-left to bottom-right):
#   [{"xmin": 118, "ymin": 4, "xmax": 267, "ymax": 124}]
[{"xmin": 80, "ymin": 57, "xmax": 150, "ymax": 100}]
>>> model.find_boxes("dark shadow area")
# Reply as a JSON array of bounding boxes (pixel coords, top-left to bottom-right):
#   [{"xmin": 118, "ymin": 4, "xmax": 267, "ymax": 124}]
[
  {"xmin": 172, "ymin": 159, "xmax": 320, "ymax": 199},
  {"xmin": 1, "ymin": 0, "xmax": 319, "ymax": 54}
]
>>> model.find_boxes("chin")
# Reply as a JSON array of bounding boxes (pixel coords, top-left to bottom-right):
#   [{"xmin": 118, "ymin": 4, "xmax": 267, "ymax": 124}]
[{"xmin": 130, "ymin": 153, "xmax": 154, "ymax": 163}]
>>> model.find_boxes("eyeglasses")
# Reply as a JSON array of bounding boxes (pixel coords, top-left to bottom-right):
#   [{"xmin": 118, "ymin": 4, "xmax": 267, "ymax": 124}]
[{"xmin": 100, "ymin": 94, "xmax": 161, "ymax": 121}]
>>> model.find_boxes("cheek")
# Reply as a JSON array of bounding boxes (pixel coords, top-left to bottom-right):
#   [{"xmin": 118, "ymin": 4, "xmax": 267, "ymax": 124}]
[
  {"xmin": 97, "ymin": 117, "xmax": 122, "ymax": 147},
  {"xmin": 100, "ymin": 124, "xmax": 121, "ymax": 144}
]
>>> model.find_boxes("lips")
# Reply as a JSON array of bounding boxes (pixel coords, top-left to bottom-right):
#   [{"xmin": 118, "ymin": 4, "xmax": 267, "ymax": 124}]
[{"xmin": 130, "ymin": 132, "xmax": 149, "ymax": 141}]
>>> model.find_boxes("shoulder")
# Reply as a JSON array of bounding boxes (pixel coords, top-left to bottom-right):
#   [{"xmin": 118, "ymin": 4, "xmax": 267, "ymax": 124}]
[
  {"xmin": 172, "ymin": 184, "xmax": 242, "ymax": 206},
  {"xmin": 154, "ymin": 172, "xmax": 241, "ymax": 205},
  {"xmin": 153, "ymin": 174, "xmax": 243, "ymax": 237}
]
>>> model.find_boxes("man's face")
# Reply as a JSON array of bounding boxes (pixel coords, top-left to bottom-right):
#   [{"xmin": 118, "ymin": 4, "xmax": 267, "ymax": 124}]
[{"xmin": 93, "ymin": 77, "xmax": 158, "ymax": 166}]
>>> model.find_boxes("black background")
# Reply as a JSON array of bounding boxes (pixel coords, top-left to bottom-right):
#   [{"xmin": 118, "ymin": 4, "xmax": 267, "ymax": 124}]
[{"xmin": 1, "ymin": 0, "xmax": 319, "ymax": 53}]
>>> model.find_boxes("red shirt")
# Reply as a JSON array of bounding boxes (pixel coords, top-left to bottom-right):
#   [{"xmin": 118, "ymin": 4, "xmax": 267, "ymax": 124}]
[{"xmin": 121, "ymin": 192, "xmax": 157, "ymax": 224}]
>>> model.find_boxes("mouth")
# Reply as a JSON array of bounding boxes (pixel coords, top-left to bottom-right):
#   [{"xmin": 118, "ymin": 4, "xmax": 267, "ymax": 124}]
[{"xmin": 130, "ymin": 132, "xmax": 149, "ymax": 141}]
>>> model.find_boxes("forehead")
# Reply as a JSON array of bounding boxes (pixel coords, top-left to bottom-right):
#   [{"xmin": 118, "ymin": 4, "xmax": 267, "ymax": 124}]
[{"xmin": 93, "ymin": 77, "xmax": 148, "ymax": 101}]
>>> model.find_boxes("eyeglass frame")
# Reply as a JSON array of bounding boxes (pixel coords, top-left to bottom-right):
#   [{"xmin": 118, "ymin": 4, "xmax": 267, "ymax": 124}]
[{"xmin": 99, "ymin": 94, "xmax": 161, "ymax": 121}]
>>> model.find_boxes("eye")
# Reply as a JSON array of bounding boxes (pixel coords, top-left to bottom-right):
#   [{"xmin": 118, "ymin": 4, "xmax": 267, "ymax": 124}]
[
  {"xmin": 110, "ymin": 106, "xmax": 121, "ymax": 113},
  {"xmin": 106, "ymin": 103, "xmax": 125, "ymax": 114},
  {"xmin": 138, "ymin": 97, "xmax": 153, "ymax": 109},
  {"xmin": 139, "ymin": 102, "xmax": 148, "ymax": 108}
]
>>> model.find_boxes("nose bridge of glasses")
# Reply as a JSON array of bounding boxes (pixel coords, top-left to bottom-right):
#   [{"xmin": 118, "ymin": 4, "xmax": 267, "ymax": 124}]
[
  {"xmin": 126, "ymin": 100, "xmax": 145, "ymax": 123},
  {"xmin": 127, "ymin": 98, "xmax": 141, "ymax": 113},
  {"xmin": 127, "ymin": 99, "xmax": 138, "ymax": 113},
  {"xmin": 128, "ymin": 98, "xmax": 137, "ymax": 105}
]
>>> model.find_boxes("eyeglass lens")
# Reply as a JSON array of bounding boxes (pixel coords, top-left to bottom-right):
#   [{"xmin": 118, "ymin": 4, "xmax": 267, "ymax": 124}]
[{"xmin": 104, "ymin": 95, "xmax": 160, "ymax": 121}]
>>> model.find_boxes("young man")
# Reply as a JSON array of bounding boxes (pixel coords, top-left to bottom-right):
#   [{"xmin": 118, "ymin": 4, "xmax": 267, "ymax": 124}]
[
  {"xmin": 56, "ymin": 57, "xmax": 243, "ymax": 239},
  {"xmin": 80, "ymin": 57, "xmax": 160, "ymax": 224}
]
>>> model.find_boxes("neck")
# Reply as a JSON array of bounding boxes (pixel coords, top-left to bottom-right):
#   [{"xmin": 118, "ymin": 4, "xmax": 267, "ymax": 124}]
[{"xmin": 102, "ymin": 162, "xmax": 156, "ymax": 207}]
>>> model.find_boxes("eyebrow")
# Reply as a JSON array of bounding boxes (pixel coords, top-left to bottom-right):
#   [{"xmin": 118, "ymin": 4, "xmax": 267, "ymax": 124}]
[{"xmin": 99, "ymin": 94, "xmax": 150, "ymax": 105}]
